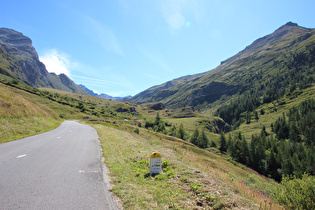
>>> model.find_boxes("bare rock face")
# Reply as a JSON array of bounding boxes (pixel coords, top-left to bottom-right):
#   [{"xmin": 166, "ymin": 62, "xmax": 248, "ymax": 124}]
[
  {"xmin": 0, "ymin": 28, "xmax": 87, "ymax": 94},
  {"xmin": 0, "ymin": 28, "xmax": 34, "ymax": 55},
  {"xmin": 0, "ymin": 28, "xmax": 49, "ymax": 87}
]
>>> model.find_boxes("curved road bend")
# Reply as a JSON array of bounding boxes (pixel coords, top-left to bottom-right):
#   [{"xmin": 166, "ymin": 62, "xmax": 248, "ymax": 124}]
[{"xmin": 0, "ymin": 121, "xmax": 119, "ymax": 210}]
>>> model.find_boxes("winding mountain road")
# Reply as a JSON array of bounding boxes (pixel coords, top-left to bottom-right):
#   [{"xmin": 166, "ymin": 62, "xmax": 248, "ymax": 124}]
[{"xmin": 0, "ymin": 121, "xmax": 119, "ymax": 210}]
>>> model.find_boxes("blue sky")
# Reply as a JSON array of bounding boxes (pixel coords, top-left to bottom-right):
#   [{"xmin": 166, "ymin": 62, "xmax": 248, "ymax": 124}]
[{"xmin": 1, "ymin": 0, "xmax": 314, "ymax": 96}]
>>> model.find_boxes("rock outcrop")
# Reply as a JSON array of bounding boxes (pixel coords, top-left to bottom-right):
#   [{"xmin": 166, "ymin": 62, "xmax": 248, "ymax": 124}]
[{"xmin": 0, "ymin": 28, "xmax": 87, "ymax": 94}]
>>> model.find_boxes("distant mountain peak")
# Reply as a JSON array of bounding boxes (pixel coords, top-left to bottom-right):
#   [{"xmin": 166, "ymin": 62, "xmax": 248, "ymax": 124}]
[
  {"xmin": 276, "ymin": 21, "xmax": 300, "ymax": 32},
  {"xmin": 128, "ymin": 22, "xmax": 315, "ymax": 109},
  {"xmin": 284, "ymin": 21, "xmax": 298, "ymax": 27},
  {"xmin": 219, "ymin": 22, "xmax": 311, "ymax": 66},
  {"xmin": 78, "ymin": 84, "xmax": 131, "ymax": 101}
]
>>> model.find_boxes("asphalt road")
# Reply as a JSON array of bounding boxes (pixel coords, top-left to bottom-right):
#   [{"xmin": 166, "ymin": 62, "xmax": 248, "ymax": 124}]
[{"xmin": 0, "ymin": 121, "xmax": 119, "ymax": 210}]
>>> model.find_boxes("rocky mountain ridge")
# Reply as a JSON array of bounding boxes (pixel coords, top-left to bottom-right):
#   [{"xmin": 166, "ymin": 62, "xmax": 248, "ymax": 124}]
[
  {"xmin": 128, "ymin": 22, "xmax": 315, "ymax": 110},
  {"xmin": 0, "ymin": 28, "xmax": 87, "ymax": 94},
  {"xmin": 129, "ymin": 72, "xmax": 206, "ymax": 104}
]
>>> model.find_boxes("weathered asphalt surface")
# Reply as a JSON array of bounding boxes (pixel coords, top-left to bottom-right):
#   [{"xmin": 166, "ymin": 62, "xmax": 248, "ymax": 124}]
[{"xmin": 0, "ymin": 121, "xmax": 119, "ymax": 210}]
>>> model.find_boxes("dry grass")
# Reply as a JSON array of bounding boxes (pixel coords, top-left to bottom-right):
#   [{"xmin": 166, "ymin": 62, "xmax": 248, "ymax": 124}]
[
  {"xmin": 91, "ymin": 122, "xmax": 282, "ymax": 209},
  {"xmin": 0, "ymin": 84, "xmax": 58, "ymax": 118},
  {"xmin": 0, "ymin": 83, "xmax": 64, "ymax": 143},
  {"xmin": 39, "ymin": 87, "xmax": 125, "ymax": 109},
  {"xmin": 0, "ymin": 117, "xmax": 61, "ymax": 143}
]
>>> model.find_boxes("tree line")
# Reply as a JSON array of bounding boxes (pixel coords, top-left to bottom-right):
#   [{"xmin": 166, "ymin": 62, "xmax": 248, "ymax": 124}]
[
  {"xmin": 144, "ymin": 113, "xmax": 213, "ymax": 149},
  {"xmin": 144, "ymin": 99, "xmax": 314, "ymax": 182},
  {"xmin": 216, "ymin": 45, "xmax": 315, "ymax": 128},
  {"xmin": 220, "ymin": 99, "xmax": 315, "ymax": 181}
]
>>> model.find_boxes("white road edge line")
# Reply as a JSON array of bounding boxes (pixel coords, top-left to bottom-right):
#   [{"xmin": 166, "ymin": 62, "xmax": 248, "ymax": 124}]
[{"xmin": 16, "ymin": 154, "xmax": 27, "ymax": 158}]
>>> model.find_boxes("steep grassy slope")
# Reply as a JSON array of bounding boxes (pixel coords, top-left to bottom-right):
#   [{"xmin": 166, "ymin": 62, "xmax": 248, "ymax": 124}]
[
  {"xmin": 0, "ymin": 82, "xmax": 62, "ymax": 143},
  {"xmin": 92, "ymin": 84, "xmax": 315, "ymax": 209},
  {"xmin": 0, "ymin": 44, "xmax": 23, "ymax": 82},
  {"xmin": 92, "ymin": 122, "xmax": 283, "ymax": 209},
  {"xmin": 39, "ymin": 87, "xmax": 142, "ymax": 120},
  {"xmin": 0, "ymin": 81, "xmax": 144, "ymax": 143},
  {"xmin": 129, "ymin": 73, "xmax": 206, "ymax": 104}
]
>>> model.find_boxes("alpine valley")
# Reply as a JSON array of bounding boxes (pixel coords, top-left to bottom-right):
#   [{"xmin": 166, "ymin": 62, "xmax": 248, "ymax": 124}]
[{"xmin": 1, "ymin": 22, "xmax": 314, "ymax": 209}]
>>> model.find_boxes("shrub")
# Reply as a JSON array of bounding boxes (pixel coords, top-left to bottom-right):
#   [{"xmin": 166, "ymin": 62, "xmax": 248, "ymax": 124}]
[
  {"xmin": 134, "ymin": 127, "xmax": 140, "ymax": 134},
  {"xmin": 12, "ymin": 80, "xmax": 19, "ymax": 85},
  {"xmin": 145, "ymin": 120, "xmax": 155, "ymax": 129},
  {"xmin": 274, "ymin": 173, "xmax": 315, "ymax": 209},
  {"xmin": 132, "ymin": 159, "xmax": 150, "ymax": 176}
]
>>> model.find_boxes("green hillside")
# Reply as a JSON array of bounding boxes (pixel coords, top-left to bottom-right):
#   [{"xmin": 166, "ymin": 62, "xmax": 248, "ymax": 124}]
[
  {"xmin": 0, "ymin": 44, "xmax": 23, "ymax": 82},
  {"xmin": 129, "ymin": 22, "xmax": 315, "ymax": 116},
  {"xmin": 0, "ymin": 82, "xmax": 62, "ymax": 143},
  {"xmin": 0, "ymin": 80, "xmax": 137, "ymax": 143}
]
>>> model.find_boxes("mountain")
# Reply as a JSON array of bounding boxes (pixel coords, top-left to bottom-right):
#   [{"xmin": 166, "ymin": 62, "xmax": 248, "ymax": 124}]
[
  {"xmin": 0, "ymin": 28, "xmax": 87, "ymax": 95},
  {"xmin": 79, "ymin": 84, "xmax": 131, "ymax": 101},
  {"xmin": 128, "ymin": 22, "xmax": 315, "ymax": 111},
  {"xmin": 98, "ymin": 93, "xmax": 131, "ymax": 101},
  {"xmin": 129, "ymin": 73, "xmax": 206, "ymax": 104},
  {"xmin": 79, "ymin": 84, "xmax": 99, "ymax": 97}
]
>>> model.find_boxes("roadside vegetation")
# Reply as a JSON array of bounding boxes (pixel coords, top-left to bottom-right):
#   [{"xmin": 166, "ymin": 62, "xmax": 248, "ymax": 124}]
[
  {"xmin": 0, "ymin": 79, "xmax": 142, "ymax": 143},
  {"xmin": 0, "ymin": 82, "xmax": 61, "ymax": 143},
  {"xmin": 92, "ymin": 123, "xmax": 281, "ymax": 209}
]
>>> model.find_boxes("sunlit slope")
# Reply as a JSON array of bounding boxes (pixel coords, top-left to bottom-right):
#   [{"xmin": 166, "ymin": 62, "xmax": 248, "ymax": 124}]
[
  {"xmin": 129, "ymin": 22, "xmax": 315, "ymax": 112},
  {"xmin": 0, "ymin": 82, "xmax": 61, "ymax": 143},
  {"xmin": 93, "ymin": 123, "xmax": 283, "ymax": 209}
]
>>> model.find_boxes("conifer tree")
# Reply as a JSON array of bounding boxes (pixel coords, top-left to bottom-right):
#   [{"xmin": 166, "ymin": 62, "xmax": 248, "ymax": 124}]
[
  {"xmin": 240, "ymin": 135, "xmax": 249, "ymax": 165},
  {"xmin": 219, "ymin": 132, "xmax": 227, "ymax": 153},
  {"xmin": 246, "ymin": 112, "xmax": 251, "ymax": 124},
  {"xmin": 268, "ymin": 147, "xmax": 280, "ymax": 181},
  {"xmin": 210, "ymin": 140, "xmax": 217, "ymax": 148},
  {"xmin": 170, "ymin": 125, "xmax": 177, "ymax": 137},
  {"xmin": 191, "ymin": 127, "xmax": 199, "ymax": 146},
  {"xmin": 154, "ymin": 112, "xmax": 161, "ymax": 125},
  {"xmin": 177, "ymin": 123, "xmax": 186, "ymax": 140},
  {"xmin": 197, "ymin": 129, "xmax": 209, "ymax": 149},
  {"xmin": 228, "ymin": 134, "xmax": 236, "ymax": 159},
  {"xmin": 157, "ymin": 122, "xmax": 165, "ymax": 132},
  {"xmin": 280, "ymin": 142, "xmax": 294, "ymax": 176}
]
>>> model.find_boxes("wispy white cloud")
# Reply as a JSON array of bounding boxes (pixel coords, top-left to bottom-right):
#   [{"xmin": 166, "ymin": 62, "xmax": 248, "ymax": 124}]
[
  {"xmin": 71, "ymin": 74, "xmax": 136, "ymax": 96},
  {"xmin": 83, "ymin": 16, "xmax": 125, "ymax": 56},
  {"xmin": 39, "ymin": 49, "xmax": 71, "ymax": 76},
  {"xmin": 70, "ymin": 74, "xmax": 126, "ymax": 87}
]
